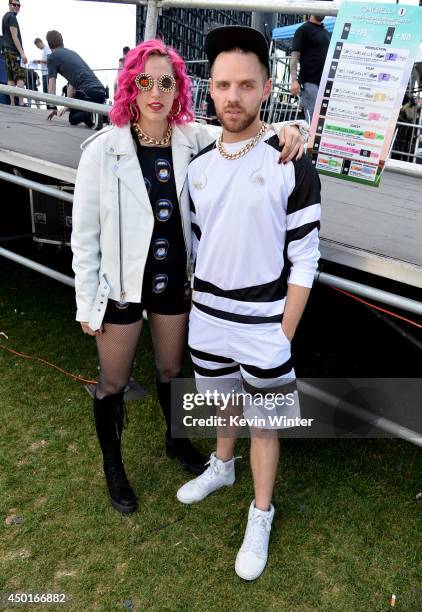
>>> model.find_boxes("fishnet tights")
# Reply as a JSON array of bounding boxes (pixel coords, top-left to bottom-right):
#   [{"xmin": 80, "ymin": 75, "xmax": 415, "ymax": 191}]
[{"xmin": 95, "ymin": 312, "xmax": 188, "ymax": 398}]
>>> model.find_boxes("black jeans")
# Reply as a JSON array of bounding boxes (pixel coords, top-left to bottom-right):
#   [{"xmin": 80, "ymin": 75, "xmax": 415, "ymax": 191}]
[{"xmin": 69, "ymin": 87, "xmax": 106, "ymax": 127}]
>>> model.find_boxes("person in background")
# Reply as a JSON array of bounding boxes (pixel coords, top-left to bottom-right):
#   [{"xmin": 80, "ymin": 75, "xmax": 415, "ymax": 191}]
[
  {"xmin": 205, "ymin": 91, "xmax": 218, "ymax": 126},
  {"xmin": 1, "ymin": 0, "xmax": 26, "ymax": 106},
  {"xmin": 114, "ymin": 45, "xmax": 131, "ymax": 95},
  {"xmin": 290, "ymin": 15, "xmax": 330, "ymax": 123},
  {"xmin": 46, "ymin": 30, "xmax": 106, "ymax": 130},
  {"xmin": 394, "ymin": 94, "xmax": 418, "ymax": 162},
  {"xmin": 120, "ymin": 46, "xmax": 131, "ymax": 70},
  {"xmin": 33, "ymin": 37, "xmax": 51, "ymax": 94},
  {"xmin": 71, "ymin": 39, "xmax": 307, "ymax": 516}
]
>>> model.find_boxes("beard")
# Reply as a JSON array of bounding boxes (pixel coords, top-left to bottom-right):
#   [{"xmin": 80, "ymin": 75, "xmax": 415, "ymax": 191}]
[
  {"xmin": 314, "ymin": 15, "xmax": 325, "ymax": 22},
  {"xmin": 215, "ymin": 100, "xmax": 262, "ymax": 134}
]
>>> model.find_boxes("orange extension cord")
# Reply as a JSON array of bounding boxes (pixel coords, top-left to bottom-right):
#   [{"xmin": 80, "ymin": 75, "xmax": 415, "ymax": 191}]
[
  {"xmin": 332, "ymin": 287, "xmax": 422, "ymax": 330},
  {"xmin": 0, "ymin": 288, "xmax": 421, "ymax": 383},
  {"xmin": 0, "ymin": 343, "xmax": 97, "ymax": 385}
]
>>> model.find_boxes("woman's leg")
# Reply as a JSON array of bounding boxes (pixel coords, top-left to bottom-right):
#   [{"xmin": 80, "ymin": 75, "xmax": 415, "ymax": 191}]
[
  {"xmin": 148, "ymin": 312, "xmax": 205, "ymax": 474},
  {"xmin": 96, "ymin": 319, "xmax": 143, "ymax": 398},
  {"xmin": 148, "ymin": 312, "xmax": 187, "ymax": 382},
  {"xmin": 93, "ymin": 319, "xmax": 143, "ymax": 514}
]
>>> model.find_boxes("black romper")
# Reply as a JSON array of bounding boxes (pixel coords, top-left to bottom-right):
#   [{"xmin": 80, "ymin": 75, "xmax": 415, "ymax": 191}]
[{"xmin": 103, "ymin": 137, "xmax": 191, "ymax": 324}]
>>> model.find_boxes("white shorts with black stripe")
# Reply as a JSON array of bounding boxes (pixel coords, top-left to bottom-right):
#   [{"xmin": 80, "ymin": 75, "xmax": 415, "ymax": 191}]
[{"xmin": 189, "ymin": 305, "xmax": 300, "ymax": 429}]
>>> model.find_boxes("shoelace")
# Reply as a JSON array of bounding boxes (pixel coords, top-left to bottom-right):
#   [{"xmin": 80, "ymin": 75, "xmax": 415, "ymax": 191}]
[
  {"xmin": 242, "ymin": 513, "xmax": 272, "ymax": 558},
  {"xmin": 196, "ymin": 454, "xmax": 221, "ymax": 489},
  {"xmin": 105, "ymin": 459, "xmax": 130, "ymax": 490},
  {"xmin": 196, "ymin": 454, "xmax": 242, "ymax": 490}
]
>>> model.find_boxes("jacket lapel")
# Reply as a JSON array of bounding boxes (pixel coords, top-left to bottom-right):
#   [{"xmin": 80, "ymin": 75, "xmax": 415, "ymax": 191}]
[
  {"xmin": 107, "ymin": 125, "xmax": 151, "ymax": 213},
  {"xmin": 114, "ymin": 154, "xmax": 151, "ymax": 213}
]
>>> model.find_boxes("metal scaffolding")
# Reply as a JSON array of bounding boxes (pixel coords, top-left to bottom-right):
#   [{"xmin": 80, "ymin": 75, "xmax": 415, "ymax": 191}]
[{"xmin": 77, "ymin": 0, "xmax": 338, "ymax": 13}]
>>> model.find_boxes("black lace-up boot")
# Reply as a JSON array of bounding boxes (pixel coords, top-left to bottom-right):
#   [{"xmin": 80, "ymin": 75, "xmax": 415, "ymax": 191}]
[
  {"xmin": 93, "ymin": 391, "xmax": 137, "ymax": 514},
  {"xmin": 155, "ymin": 375, "xmax": 205, "ymax": 475}
]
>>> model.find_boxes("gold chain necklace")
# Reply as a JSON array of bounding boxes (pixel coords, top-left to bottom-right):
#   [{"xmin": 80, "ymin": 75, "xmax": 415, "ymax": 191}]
[
  {"xmin": 216, "ymin": 122, "xmax": 269, "ymax": 160},
  {"xmin": 132, "ymin": 122, "xmax": 172, "ymax": 146}
]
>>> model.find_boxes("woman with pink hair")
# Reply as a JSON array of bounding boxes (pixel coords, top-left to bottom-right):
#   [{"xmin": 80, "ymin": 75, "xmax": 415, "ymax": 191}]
[{"xmin": 71, "ymin": 39, "xmax": 306, "ymax": 515}]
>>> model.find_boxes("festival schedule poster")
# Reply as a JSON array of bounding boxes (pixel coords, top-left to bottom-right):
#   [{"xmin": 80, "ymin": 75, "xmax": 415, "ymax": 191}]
[{"xmin": 308, "ymin": 1, "xmax": 422, "ymax": 186}]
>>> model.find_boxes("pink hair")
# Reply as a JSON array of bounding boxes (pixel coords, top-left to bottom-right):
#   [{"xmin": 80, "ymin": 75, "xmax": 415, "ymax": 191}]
[{"xmin": 110, "ymin": 39, "xmax": 194, "ymax": 127}]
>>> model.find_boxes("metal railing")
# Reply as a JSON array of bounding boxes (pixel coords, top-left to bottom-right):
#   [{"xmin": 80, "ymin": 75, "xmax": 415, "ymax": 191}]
[
  {"xmin": 0, "ymin": 169, "xmax": 73, "ymax": 203},
  {"xmin": 391, "ymin": 120, "xmax": 422, "ymax": 165},
  {"xmin": 0, "ymin": 84, "xmax": 110, "ymax": 114},
  {"xmin": 77, "ymin": 0, "xmax": 339, "ymax": 15},
  {"xmin": 0, "ymin": 247, "xmax": 75, "ymax": 287}
]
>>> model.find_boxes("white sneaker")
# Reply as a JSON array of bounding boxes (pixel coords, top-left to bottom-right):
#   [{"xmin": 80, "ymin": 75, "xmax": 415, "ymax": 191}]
[
  {"xmin": 176, "ymin": 452, "xmax": 235, "ymax": 504},
  {"xmin": 235, "ymin": 500, "xmax": 275, "ymax": 581}
]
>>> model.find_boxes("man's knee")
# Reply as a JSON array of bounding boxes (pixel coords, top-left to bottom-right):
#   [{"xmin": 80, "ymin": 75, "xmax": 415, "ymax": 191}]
[{"xmin": 250, "ymin": 426, "xmax": 278, "ymax": 440}]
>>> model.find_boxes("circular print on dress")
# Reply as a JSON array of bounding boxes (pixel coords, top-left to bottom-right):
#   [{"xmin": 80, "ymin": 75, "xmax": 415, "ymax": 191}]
[
  {"xmin": 155, "ymin": 199, "xmax": 173, "ymax": 222},
  {"xmin": 152, "ymin": 273, "xmax": 168, "ymax": 294},
  {"xmin": 153, "ymin": 238, "xmax": 169, "ymax": 260},
  {"xmin": 155, "ymin": 158, "xmax": 172, "ymax": 182},
  {"xmin": 144, "ymin": 177, "xmax": 151, "ymax": 194}
]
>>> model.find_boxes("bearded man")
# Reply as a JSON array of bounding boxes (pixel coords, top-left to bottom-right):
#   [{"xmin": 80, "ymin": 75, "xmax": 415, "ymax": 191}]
[{"xmin": 176, "ymin": 26, "xmax": 321, "ymax": 581}]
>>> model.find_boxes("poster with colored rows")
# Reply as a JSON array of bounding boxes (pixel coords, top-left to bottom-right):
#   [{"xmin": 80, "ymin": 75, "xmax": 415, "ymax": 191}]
[{"xmin": 308, "ymin": 1, "xmax": 422, "ymax": 186}]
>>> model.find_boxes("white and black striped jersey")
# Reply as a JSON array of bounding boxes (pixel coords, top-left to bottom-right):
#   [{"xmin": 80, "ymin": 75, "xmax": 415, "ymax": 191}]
[{"xmin": 188, "ymin": 127, "xmax": 321, "ymax": 325}]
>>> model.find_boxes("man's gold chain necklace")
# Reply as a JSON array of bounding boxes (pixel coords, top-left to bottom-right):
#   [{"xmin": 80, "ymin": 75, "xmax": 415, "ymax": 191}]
[{"xmin": 216, "ymin": 122, "xmax": 269, "ymax": 160}]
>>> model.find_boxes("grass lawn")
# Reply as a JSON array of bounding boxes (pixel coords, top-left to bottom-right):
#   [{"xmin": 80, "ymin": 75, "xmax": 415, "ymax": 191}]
[{"xmin": 0, "ymin": 260, "xmax": 421, "ymax": 611}]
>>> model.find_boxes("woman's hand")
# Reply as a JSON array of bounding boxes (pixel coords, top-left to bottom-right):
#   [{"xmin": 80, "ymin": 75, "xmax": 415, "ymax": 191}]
[
  {"xmin": 278, "ymin": 125, "xmax": 305, "ymax": 164},
  {"xmin": 80, "ymin": 321, "xmax": 103, "ymax": 336}
]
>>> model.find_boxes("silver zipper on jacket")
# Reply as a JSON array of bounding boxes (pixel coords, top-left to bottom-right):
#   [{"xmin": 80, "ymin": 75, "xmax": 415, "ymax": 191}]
[{"xmin": 116, "ymin": 155, "xmax": 129, "ymax": 310}]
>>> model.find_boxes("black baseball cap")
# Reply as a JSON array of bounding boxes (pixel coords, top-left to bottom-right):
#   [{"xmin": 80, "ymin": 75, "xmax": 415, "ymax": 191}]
[{"xmin": 205, "ymin": 26, "xmax": 270, "ymax": 76}]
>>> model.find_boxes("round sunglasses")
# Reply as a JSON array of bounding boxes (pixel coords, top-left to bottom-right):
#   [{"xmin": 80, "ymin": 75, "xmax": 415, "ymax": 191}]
[{"xmin": 135, "ymin": 73, "xmax": 176, "ymax": 93}]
